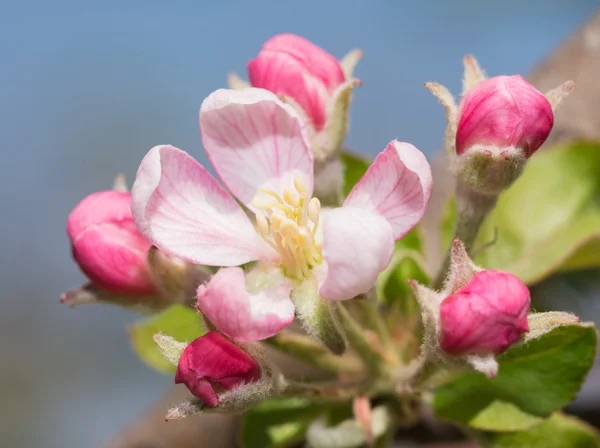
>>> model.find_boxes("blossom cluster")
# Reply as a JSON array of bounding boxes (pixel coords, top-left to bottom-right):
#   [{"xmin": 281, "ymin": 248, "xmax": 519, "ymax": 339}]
[{"xmin": 62, "ymin": 33, "xmax": 572, "ymax": 417}]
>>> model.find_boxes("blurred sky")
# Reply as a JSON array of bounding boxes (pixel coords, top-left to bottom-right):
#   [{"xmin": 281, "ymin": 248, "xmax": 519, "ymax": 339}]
[{"xmin": 1, "ymin": 1, "xmax": 599, "ymax": 447}]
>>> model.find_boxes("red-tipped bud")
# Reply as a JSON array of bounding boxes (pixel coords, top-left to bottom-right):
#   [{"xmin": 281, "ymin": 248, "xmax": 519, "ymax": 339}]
[
  {"xmin": 456, "ymin": 75, "xmax": 553, "ymax": 158},
  {"xmin": 248, "ymin": 33, "xmax": 346, "ymax": 131},
  {"xmin": 439, "ymin": 270, "xmax": 530, "ymax": 356},
  {"xmin": 175, "ymin": 332, "xmax": 261, "ymax": 407},
  {"xmin": 67, "ymin": 191, "xmax": 157, "ymax": 296}
]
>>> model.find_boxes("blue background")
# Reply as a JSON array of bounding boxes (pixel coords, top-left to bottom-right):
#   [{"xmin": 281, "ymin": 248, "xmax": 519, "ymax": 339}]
[{"xmin": 1, "ymin": 1, "xmax": 598, "ymax": 446}]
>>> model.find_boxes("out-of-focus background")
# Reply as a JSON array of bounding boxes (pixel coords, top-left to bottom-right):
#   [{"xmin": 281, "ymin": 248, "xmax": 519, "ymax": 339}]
[{"xmin": 2, "ymin": 1, "xmax": 599, "ymax": 447}]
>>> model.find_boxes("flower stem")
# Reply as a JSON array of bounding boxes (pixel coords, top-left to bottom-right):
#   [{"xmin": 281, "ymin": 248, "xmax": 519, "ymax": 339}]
[
  {"xmin": 351, "ymin": 297, "xmax": 395, "ymax": 353},
  {"xmin": 336, "ymin": 302, "xmax": 394, "ymax": 378},
  {"xmin": 432, "ymin": 180, "xmax": 498, "ymax": 289},
  {"xmin": 263, "ymin": 332, "xmax": 362, "ymax": 374}
]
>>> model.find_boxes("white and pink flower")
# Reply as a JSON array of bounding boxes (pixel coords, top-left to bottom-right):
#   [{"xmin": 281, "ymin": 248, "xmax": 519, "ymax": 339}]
[{"xmin": 131, "ymin": 88, "xmax": 432, "ymax": 343}]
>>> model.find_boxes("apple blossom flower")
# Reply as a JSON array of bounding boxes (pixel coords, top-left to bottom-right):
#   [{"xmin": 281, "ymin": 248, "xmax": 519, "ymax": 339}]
[
  {"xmin": 175, "ymin": 332, "xmax": 261, "ymax": 407},
  {"xmin": 439, "ymin": 270, "xmax": 531, "ymax": 356},
  {"xmin": 67, "ymin": 190, "xmax": 158, "ymax": 296},
  {"xmin": 232, "ymin": 34, "xmax": 362, "ymax": 159},
  {"xmin": 131, "ymin": 88, "xmax": 432, "ymax": 343}
]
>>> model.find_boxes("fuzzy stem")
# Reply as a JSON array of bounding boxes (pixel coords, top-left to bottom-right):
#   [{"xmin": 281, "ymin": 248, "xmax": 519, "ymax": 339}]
[
  {"xmin": 433, "ymin": 180, "xmax": 498, "ymax": 289},
  {"xmin": 282, "ymin": 378, "xmax": 369, "ymax": 400},
  {"xmin": 264, "ymin": 332, "xmax": 362, "ymax": 374},
  {"xmin": 336, "ymin": 302, "xmax": 394, "ymax": 378},
  {"xmin": 351, "ymin": 298, "xmax": 396, "ymax": 353}
]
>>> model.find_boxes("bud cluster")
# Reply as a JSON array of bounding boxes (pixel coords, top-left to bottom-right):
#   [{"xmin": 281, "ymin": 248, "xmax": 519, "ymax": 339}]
[{"xmin": 57, "ymin": 31, "xmax": 584, "ymax": 448}]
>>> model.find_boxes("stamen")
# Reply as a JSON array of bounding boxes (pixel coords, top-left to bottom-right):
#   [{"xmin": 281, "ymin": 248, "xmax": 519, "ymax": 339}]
[
  {"xmin": 294, "ymin": 176, "xmax": 307, "ymax": 195},
  {"xmin": 256, "ymin": 213, "xmax": 269, "ymax": 237},
  {"xmin": 252, "ymin": 196, "xmax": 278, "ymax": 210},
  {"xmin": 283, "ymin": 187, "xmax": 300, "ymax": 208},
  {"xmin": 308, "ymin": 198, "xmax": 321, "ymax": 224},
  {"xmin": 251, "ymin": 182, "xmax": 322, "ymax": 280}
]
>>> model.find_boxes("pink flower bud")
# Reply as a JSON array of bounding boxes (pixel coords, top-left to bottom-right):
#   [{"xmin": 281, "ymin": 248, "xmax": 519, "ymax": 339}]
[
  {"xmin": 248, "ymin": 33, "xmax": 346, "ymax": 131},
  {"xmin": 439, "ymin": 270, "xmax": 530, "ymax": 356},
  {"xmin": 67, "ymin": 191, "xmax": 157, "ymax": 296},
  {"xmin": 456, "ymin": 75, "xmax": 553, "ymax": 157},
  {"xmin": 175, "ymin": 332, "xmax": 261, "ymax": 406}
]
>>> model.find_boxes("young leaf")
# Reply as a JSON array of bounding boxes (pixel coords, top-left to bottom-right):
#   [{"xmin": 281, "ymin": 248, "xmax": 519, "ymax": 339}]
[
  {"xmin": 475, "ymin": 141, "xmax": 600, "ymax": 284},
  {"xmin": 128, "ymin": 304, "xmax": 206, "ymax": 374},
  {"xmin": 433, "ymin": 324, "xmax": 597, "ymax": 431},
  {"xmin": 340, "ymin": 150, "xmax": 370, "ymax": 197},
  {"xmin": 476, "ymin": 413, "xmax": 600, "ymax": 447},
  {"xmin": 241, "ymin": 398, "xmax": 332, "ymax": 448}
]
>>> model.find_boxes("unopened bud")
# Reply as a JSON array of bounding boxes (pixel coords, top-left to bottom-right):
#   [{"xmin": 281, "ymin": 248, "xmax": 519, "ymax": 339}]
[
  {"xmin": 247, "ymin": 33, "xmax": 360, "ymax": 159},
  {"xmin": 175, "ymin": 332, "xmax": 261, "ymax": 407},
  {"xmin": 67, "ymin": 190, "xmax": 157, "ymax": 296},
  {"xmin": 456, "ymin": 75, "xmax": 553, "ymax": 158},
  {"xmin": 427, "ymin": 56, "xmax": 572, "ymax": 195},
  {"xmin": 439, "ymin": 270, "xmax": 530, "ymax": 356}
]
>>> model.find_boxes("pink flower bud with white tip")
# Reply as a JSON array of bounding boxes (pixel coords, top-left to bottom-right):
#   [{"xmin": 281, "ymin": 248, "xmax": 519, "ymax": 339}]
[
  {"xmin": 439, "ymin": 270, "xmax": 530, "ymax": 356},
  {"xmin": 426, "ymin": 55, "xmax": 573, "ymax": 195},
  {"xmin": 456, "ymin": 75, "xmax": 553, "ymax": 158},
  {"xmin": 248, "ymin": 33, "xmax": 346, "ymax": 132},
  {"xmin": 242, "ymin": 34, "xmax": 362, "ymax": 159},
  {"xmin": 67, "ymin": 190, "xmax": 157, "ymax": 296},
  {"xmin": 175, "ymin": 332, "xmax": 261, "ymax": 407}
]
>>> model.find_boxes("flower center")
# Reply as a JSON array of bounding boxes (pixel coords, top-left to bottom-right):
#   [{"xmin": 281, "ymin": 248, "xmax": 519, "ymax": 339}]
[{"xmin": 251, "ymin": 177, "xmax": 322, "ymax": 280}]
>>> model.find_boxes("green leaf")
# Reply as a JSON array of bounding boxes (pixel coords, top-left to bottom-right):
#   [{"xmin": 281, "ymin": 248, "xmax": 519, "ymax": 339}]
[
  {"xmin": 440, "ymin": 195, "xmax": 457, "ymax": 254},
  {"xmin": 128, "ymin": 304, "xmax": 206, "ymax": 374},
  {"xmin": 433, "ymin": 324, "xmax": 597, "ymax": 431},
  {"xmin": 241, "ymin": 398, "xmax": 332, "ymax": 448},
  {"xmin": 340, "ymin": 150, "xmax": 370, "ymax": 197},
  {"xmin": 475, "ymin": 141, "xmax": 600, "ymax": 284},
  {"xmin": 477, "ymin": 413, "xmax": 600, "ymax": 448}
]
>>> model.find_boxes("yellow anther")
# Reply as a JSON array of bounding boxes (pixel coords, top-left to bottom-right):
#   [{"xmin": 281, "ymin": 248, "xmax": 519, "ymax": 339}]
[
  {"xmin": 259, "ymin": 189, "xmax": 284, "ymax": 203},
  {"xmin": 270, "ymin": 212, "xmax": 283, "ymax": 230},
  {"xmin": 283, "ymin": 187, "xmax": 300, "ymax": 208},
  {"xmin": 275, "ymin": 203, "xmax": 294, "ymax": 216},
  {"xmin": 251, "ymin": 181, "xmax": 322, "ymax": 281},
  {"xmin": 252, "ymin": 196, "xmax": 278, "ymax": 210},
  {"xmin": 294, "ymin": 176, "xmax": 307, "ymax": 195},
  {"xmin": 308, "ymin": 198, "xmax": 321, "ymax": 224},
  {"xmin": 256, "ymin": 213, "xmax": 269, "ymax": 237},
  {"xmin": 280, "ymin": 218, "xmax": 300, "ymax": 236}
]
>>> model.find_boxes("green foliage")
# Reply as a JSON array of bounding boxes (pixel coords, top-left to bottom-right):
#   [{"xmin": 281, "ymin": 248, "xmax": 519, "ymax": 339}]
[
  {"xmin": 476, "ymin": 413, "xmax": 600, "ymax": 448},
  {"xmin": 128, "ymin": 304, "xmax": 206, "ymax": 374},
  {"xmin": 340, "ymin": 150, "xmax": 370, "ymax": 197},
  {"xmin": 475, "ymin": 141, "xmax": 600, "ymax": 284},
  {"xmin": 241, "ymin": 398, "xmax": 340, "ymax": 448},
  {"xmin": 433, "ymin": 324, "xmax": 597, "ymax": 431}
]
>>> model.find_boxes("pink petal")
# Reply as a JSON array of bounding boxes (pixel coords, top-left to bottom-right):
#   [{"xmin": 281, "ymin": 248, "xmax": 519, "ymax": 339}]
[
  {"xmin": 318, "ymin": 207, "xmax": 394, "ymax": 301},
  {"xmin": 199, "ymin": 88, "xmax": 314, "ymax": 208},
  {"xmin": 197, "ymin": 267, "xmax": 295, "ymax": 342},
  {"xmin": 131, "ymin": 145, "xmax": 275, "ymax": 266},
  {"xmin": 344, "ymin": 141, "xmax": 433, "ymax": 240}
]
